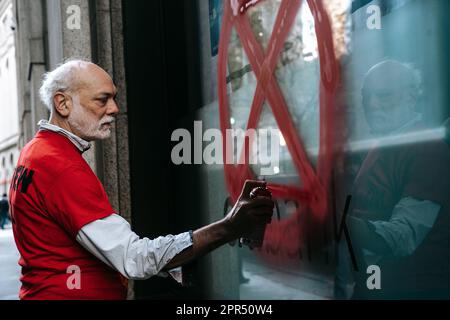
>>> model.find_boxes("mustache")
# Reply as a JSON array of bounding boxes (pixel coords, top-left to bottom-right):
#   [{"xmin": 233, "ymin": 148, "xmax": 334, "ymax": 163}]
[{"xmin": 100, "ymin": 117, "xmax": 115, "ymax": 125}]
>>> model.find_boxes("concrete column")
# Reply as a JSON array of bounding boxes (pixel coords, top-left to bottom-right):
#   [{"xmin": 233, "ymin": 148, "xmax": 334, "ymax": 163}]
[
  {"xmin": 60, "ymin": 0, "xmax": 92, "ymax": 59},
  {"xmin": 92, "ymin": 0, "xmax": 119, "ymax": 212},
  {"xmin": 27, "ymin": 0, "xmax": 47, "ymax": 135},
  {"xmin": 58, "ymin": 0, "xmax": 98, "ymax": 172},
  {"xmin": 110, "ymin": 0, "xmax": 132, "ymax": 225},
  {"xmin": 91, "ymin": 0, "xmax": 131, "ymax": 221},
  {"xmin": 92, "ymin": 0, "xmax": 133, "ymax": 299},
  {"xmin": 46, "ymin": 0, "xmax": 63, "ymax": 70},
  {"xmin": 15, "ymin": 0, "xmax": 32, "ymax": 148},
  {"xmin": 14, "ymin": 0, "xmax": 47, "ymax": 147}
]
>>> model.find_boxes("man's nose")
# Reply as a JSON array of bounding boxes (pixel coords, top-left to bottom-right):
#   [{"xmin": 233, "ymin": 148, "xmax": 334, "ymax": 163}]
[{"xmin": 107, "ymin": 99, "xmax": 120, "ymax": 116}]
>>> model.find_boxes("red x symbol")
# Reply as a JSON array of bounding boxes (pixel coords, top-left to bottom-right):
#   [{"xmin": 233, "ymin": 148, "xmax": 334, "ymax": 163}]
[{"xmin": 218, "ymin": 0, "xmax": 340, "ymax": 226}]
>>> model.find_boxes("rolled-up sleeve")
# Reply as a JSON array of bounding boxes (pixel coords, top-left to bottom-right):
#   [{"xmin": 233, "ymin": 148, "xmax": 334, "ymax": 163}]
[
  {"xmin": 76, "ymin": 214, "xmax": 193, "ymax": 281},
  {"xmin": 368, "ymin": 197, "xmax": 440, "ymax": 257}
]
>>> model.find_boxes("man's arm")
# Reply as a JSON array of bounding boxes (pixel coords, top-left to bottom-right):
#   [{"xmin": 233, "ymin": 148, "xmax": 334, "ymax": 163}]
[
  {"xmin": 162, "ymin": 219, "xmax": 232, "ymax": 271},
  {"xmin": 77, "ymin": 214, "xmax": 193, "ymax": 280},
  {"xmin": 77, "ymin": 180, "xmax": 273, "ymax": 280},
  {"xmin": 348, "ymin": 197, "xmax": 441, "ymax": 257},
  {"xmin": 164, "ymin": 182, "xmax": 273, "ymax": 270}
]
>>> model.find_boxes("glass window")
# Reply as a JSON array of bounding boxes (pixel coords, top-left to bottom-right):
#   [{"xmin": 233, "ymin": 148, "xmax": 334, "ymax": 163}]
[{"xmin": 197, "ymin": 0, "xmax": 450, "ymax": 300}]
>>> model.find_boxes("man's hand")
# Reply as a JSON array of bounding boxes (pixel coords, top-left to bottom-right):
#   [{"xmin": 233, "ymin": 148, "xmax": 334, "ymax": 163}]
[
  {"xmin": 163, "ymin": 180, "xmax": 274, "ymax": 271},
  {"xmin": 224, "ymin": 180, "xmax": 274, "ymax": 239}
]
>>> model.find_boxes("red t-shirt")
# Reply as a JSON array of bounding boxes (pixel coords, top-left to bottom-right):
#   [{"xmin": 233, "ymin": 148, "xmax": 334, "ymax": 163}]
[{"xmin": 9, "ymin": 130, "xmax": 127, "ymax": 300}]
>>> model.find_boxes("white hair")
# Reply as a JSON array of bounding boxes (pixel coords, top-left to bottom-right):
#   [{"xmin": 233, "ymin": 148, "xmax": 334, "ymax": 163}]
[
  {"xmin": 363, "ymin": 59, "xmax": 423, "ymax": 100},
  {"xmin": 39, "ymin": 58, "xmax": 92, "ymax": 111}
]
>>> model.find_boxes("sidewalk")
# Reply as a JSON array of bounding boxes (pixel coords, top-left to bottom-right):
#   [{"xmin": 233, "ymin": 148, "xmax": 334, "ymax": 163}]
[
  {"xmin": 240, "ymin": 254, "xmax": 334, "ymax": 300},
  {"xmin": 0, "ymin": 224, "xmax": 20, "ymax": 300}
]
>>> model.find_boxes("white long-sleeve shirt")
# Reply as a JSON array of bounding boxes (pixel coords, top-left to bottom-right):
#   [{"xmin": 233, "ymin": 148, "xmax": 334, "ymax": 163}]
[
  {"xmin": 76, "ymin": 214, "xmax": 193, "ymax": 281},
  {"xmin": 368, "ymin": 196, "xmax": 440, "ymax": 257}
]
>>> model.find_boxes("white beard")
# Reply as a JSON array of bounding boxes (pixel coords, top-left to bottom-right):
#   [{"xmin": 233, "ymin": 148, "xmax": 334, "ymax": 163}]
[{"xmin": 68, "ymin": 101, "xmax": 115, "ymax": 141}]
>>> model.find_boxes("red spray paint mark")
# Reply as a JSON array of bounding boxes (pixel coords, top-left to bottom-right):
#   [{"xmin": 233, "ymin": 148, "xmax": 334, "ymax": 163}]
[
  {"xmin": 218, "ymin": 0, "xmax": 341, "ymax": 259},
  {"xmin": 230, "ymin": 0, "xmax": 265, "ymax": 15}
]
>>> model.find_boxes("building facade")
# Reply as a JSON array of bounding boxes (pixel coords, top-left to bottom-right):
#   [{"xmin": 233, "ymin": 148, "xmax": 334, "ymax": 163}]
[{"xmin": 0, "ymin": 0, "xmax": 19, "ymax": 196}]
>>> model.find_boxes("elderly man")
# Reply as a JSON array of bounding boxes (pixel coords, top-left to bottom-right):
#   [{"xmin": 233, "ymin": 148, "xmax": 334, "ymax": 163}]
[
  {"xmin": 344, "ymin": 60, "xmax": 450, "ymax": 299},
  {"xmin": 9, "ymin": 59, "xmax": 274, "ymax": 300}
]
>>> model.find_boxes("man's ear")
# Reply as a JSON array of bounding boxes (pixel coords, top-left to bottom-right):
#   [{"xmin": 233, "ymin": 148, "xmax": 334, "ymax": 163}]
[{"xmin": 53, "ymin": 92, "xmax": 72, "ymax": 117}]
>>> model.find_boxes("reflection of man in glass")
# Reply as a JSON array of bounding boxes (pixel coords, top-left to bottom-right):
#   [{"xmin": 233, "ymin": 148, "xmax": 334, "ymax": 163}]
[
  {"xmin": 346, "ymin": 60, "xmax": 450, "ymax": 299},
  {"xmin": 361, "ymin": 60, "xmax": 422, "ymax": 136}
]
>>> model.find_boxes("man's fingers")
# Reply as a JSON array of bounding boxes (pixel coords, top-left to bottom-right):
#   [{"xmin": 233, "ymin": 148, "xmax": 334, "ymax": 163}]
[
  {"xmin": 245, "ymin": 197, "xmax": 274, "ymax": 209},
  {"xmin": 250, "ymin": 186, "xmax": 272, "ymax": 199},
  {"xmin": 247, "ymin": 205, "xmax": 273, "ymax": 215},
  {"xmin": 248, "ymin": 209, "xmax": 273, "ymax": 224},
  {"xmin": 248, "ymin": 207, "xmax": 273, "ymax": 218},
  {"xmin": 241, "ymin": 180, "xmax": 267, "ymax": 198}
]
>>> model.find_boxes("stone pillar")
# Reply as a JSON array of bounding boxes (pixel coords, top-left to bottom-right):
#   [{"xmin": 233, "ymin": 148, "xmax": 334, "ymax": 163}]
[
  {"xmin": 90, "ymin": 0, "xmax": 131, "ymax": 221},
  {"xmin": 46, "ymin": 0, "xmax": 63, "ymax": 70},
  {"xmin": 57, "ymin": 0, "xmax": 98, "ymax": 172},
  {"xmin": 91, "ymin": 0, "xmax": 133, "ymax": 299},
  {"xmin": 14, "ymin": 0, "xmax": 48, "ymax": 147}
]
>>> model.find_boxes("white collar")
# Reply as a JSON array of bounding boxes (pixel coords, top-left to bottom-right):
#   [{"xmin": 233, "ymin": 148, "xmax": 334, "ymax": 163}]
[{"xmin": 38, "ymin": 120, "xmax": 91, "ymax": 153}]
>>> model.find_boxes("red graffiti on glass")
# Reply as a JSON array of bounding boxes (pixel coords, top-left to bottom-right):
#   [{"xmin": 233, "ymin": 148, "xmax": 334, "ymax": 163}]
[
  {"xmin": 218, "ymin": 0, "xmax": 341, "ymax": 259},
  {"xmin": 230, "ymin": 0, "xmax": 265, "ymax": 16}
]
